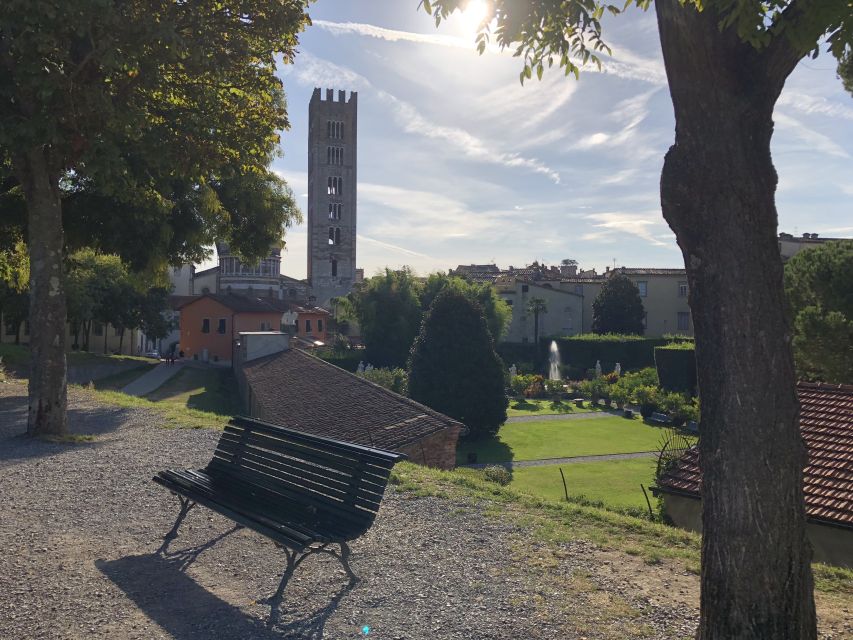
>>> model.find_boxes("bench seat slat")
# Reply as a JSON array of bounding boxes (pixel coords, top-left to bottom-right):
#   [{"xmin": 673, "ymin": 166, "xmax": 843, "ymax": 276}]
[{"xmin": 154, "ymin": 471, "xmax": 321, "ymax": 547}]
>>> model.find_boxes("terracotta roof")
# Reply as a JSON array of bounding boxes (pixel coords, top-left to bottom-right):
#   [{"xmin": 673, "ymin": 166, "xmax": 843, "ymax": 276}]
[
  {"xmin": 657, "ymin": 382, "xmax": 853, "ymax": 528},
  {"xmin": 241, "ymin": 348, "xmax": 463, "ymax": 451},
  {"xmin": 178, "ymin": 293, "xmax": 288, "ymax": 313},
  {"xmin": 614, "ymin": 267, "xmax": 686, "ymax": 276}
]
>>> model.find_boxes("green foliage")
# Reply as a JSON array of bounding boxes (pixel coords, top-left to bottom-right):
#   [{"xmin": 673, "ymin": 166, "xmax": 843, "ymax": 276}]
[
  {"xmin": 654, "ymin": 344, "xmax": 698, "ymax": 394},
  {"xmin": 343, "ymin": 268, "xmax": 424, "ymax": 368},
  {"xmin": 408, "ymin": 289, "xmax": 508, "ymax": 437},
  {"xmin": 421, "ymin": 272, "xmax": 512, "ymax": 341},
  {"xmin": 316, "ymin": 349, "xmax": 363, "ymax": 373},
  {"xmin": 358, "ymin": 367, "xmax": 409, "ymax": 396},
  {"xmin": 579, "ymin": 377, "xmax": 608, "ymax": 401},
  {"xmin": 840, "ymin": 51, "xmax": 853, "ymax": 94},
  {"xmin": 543, "ymin": 378, "xmax": 564, "ymax": 396},
  {"xmin": 784, "ymin": 240, "xmax": 853, "ymax": 383},
  {"xmin": 592, "ymin": 274, "xmax": 645, "ymax": 335},
  {"xmin": 549, "ymin": 335, "xmax": 667, "ymax": 374},
  {"xmin": 526, "ymin": 296, "xmax": 548, "ymax": 345},
  {"xmin": 633, "ymin": 385, "xmax": 660, "ymax": 418},
  {"xmin": 483, "ymin": 465, "xmax": 513, "ymax": 486},
  {"xmin": 344, "ymin": 269, "xmax": 512, "ymax": 369}
]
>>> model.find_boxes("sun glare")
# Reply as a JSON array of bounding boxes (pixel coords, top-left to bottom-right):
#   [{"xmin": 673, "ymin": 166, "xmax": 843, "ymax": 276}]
[{"xmin": 459, "ymin": 0, "xmax": 489, "ymax": 36}]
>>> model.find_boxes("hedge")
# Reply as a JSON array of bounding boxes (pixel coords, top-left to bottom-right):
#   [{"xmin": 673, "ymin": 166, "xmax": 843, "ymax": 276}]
[
  {"xmin": 317, "ymin": 350, "xmax": 363, "ymax": 372},
  {"xmin": 655, "ymin": 345, "xmax": 697, "ymax": 394},
  {"xmin": 543, "ymin": 334, "xmax": 669, "ymax": 374}
]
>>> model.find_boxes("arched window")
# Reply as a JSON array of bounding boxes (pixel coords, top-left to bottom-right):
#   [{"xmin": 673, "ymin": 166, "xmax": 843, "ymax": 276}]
[
  {"xmin": 335, "ymin": 227, "xmax": 341, "ymax": 245},
  {"xmin": 331, "ymin": 259, "xmax": 338, "ymax": 277},
  {"xmin": 328, "ymin": 227, "xmax": 335, "ymax": 245}
]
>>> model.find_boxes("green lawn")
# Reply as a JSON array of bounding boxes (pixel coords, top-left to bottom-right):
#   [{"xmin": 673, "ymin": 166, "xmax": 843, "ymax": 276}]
[
  {"xmin": 506, "ymin": 397, "xmax": 604, "ymax": 417},
  {"xmin": 146, "ymin": 367, "xmax": 241, "ymax": 416},
  {"xmin": 508, "ymin": 458, "xmax": 657, "ymax": 511},
  {"xmin": 458, "ymin": 415, "xmax": 687, "ymax": 464},
  {"xmin": 0, "ymin": 344, "xmax": 157, "ymax": 369}
]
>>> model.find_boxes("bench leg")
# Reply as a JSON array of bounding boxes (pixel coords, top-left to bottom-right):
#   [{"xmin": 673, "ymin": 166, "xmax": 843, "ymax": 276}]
[{"xmin": 159, "ymin": 494, "xmax": 195, "ymax": 552}]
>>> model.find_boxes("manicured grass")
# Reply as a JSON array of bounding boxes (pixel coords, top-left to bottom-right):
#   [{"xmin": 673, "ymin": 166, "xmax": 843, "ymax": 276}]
[
  {"xmin": 458, "ymin": 415, "xmax": 687, "ymax": 464},
  {"xmin": 508, "ymin": 458, "xmax": 657, "ymax": 511},
  {"xmin": 81, "ymin": 386, "xmax": 232, "ymax": 430},
  {"xmin": 506, "ymin": 397, "xmax": 603, "ymax": 417},
  {"xmin": 0, "ymin": 344, "xmax": 157, "ymax": 370},
  {"xmin": 145, "ymin": 367, "xmax": 241, "ymax": 416}
]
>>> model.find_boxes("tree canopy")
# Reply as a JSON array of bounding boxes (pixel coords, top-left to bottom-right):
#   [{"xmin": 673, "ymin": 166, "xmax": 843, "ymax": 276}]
[
  {"xmin": 408, "ymin": 289, "xmax": 508, "ymax": 437},
  {"xmin": 1, "ymin": 0, "xmax": 311, "ymax": 435},
  {"xmin": 784, "ymin": 241, "xmax": 853, "ymax": 384},
  {"xmin": 591, "ymin": 274, "xmax": 645, "ymax": 335}
]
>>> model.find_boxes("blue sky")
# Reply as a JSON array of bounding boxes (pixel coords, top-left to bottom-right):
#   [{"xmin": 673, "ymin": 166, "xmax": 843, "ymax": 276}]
[{"xmin": 247, "ymin": 0, "xmax": 853, "ymax": 280}]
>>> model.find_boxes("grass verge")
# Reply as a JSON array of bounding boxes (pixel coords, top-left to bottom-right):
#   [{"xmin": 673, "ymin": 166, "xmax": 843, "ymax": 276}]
[{"xmin": 390, "ymin": 461, "xmax": 852, "ymax": 595}]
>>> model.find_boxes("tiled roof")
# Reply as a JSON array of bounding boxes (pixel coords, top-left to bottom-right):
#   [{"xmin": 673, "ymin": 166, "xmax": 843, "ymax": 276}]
[
  {"xmin": 241, "ymin": 348, "xmax": 463, "ymax": 451},
  {"xmin": 179, "ymin": 293, "xmax": 287, "ymax": 313},
  {"xmin": 614, "ymin": 267, "xmax": 686, "ymax": 276},
  {"xmin": 657, "ymin": 382, "xmax": 853, "ymax": 528}
]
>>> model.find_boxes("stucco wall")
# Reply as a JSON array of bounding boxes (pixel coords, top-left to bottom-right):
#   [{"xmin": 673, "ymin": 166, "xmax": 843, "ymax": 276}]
[{"xmin": 661, "ymin": 492, "xmax": 853, "ymax": 568}]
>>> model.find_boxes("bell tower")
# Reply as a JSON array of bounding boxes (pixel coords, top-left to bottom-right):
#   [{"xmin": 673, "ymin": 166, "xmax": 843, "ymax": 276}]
[{"xmin": 307, "ymin": 87, "xmax": 357, "ymax": 307}]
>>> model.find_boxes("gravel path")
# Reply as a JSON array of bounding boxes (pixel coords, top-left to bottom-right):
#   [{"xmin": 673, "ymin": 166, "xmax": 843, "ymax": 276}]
[
  {"xmin": 1, "ymin": 380, "xmax": 848, "ymax": 640},
  {"xmin": 463, "ymin": 451, "xmax": 657, "ymax": 469}
]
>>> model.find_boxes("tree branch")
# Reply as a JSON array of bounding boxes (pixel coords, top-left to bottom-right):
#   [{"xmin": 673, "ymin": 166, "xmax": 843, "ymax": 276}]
[{"xmin": 763, "ymin": 0, "xmax": 836, "ymax": 90}]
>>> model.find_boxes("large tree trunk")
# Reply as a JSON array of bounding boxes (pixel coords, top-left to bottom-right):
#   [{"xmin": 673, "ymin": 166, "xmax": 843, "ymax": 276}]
[
  {"xmin": 17, "ymin": 147, "xmax": 68, "ymax": 437},
  {"xmin": 655, "ymin": 2, "xmax": 815, "ymax": 638}
]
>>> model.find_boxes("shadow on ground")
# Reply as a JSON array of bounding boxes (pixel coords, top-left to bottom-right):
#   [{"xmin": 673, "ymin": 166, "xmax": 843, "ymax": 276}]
[
  {"xmin": 98, "ymin": 532, "xmax": 357, "ymax": 640},
  {"xmin": 0, "ymin": 393, "xmax": 136, "ymax": 463}
]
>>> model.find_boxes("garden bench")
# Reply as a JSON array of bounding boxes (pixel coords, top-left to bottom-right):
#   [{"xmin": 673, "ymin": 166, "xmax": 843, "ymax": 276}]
[
  {"xmin": 649, "ymin": 412, "xmax": 671, "ymax": 425},
  {"xmin": 153, "ymin": 415, "xmax": 406, "ymax": 598}
]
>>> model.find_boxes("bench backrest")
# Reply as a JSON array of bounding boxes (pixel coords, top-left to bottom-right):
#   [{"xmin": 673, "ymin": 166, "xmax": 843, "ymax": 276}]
[{"xmin": 206, "ymin": 416, "xmax": 406, "ymax": 536}]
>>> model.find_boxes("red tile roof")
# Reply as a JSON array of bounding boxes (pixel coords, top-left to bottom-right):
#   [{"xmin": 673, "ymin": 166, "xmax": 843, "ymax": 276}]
[
  {"xmin": 657, "ymin": 381, "xmax": 853, "ymax": 528},
  {"xmin": 241, "ymin": 348, "xmax": 463, "ymax": 451}
]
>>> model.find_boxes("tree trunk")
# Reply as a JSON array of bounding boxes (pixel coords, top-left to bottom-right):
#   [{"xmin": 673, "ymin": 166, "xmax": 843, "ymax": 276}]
[
  {"xmin": 655, "ymin": 2, "xmax": 815, "ymax": 638},
  {"xmin": 17, "ymin": 147, "xmax": 67, "ymax": 437},
  {"xmin": 119, "ymin": 327, "xmax": 125, "ymax": 354}
]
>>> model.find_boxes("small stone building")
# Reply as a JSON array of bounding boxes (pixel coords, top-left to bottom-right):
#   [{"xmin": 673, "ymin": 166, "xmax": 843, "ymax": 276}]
[
  {"xmin": 234, "ymin": 333, "xmax": 463, "ymax": 469},
  {"xmin": 654, "ymin": 381, "xmax": 853, "ymax": 567}
]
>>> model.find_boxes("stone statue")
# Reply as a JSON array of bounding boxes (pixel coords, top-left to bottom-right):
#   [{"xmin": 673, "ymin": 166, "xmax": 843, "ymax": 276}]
[
  {"xmin": 509, "ymin": 363, "xmax": 518, "ymax": 378},
  {"xmin": 595, "ymin": 360, "xmax": 602, "ymax": 378},
  {"xmin": 614, "ymin": 362, "xmax": 621, "ymax": 376},
  {"xmin": 357, "ymin": 361, "xmax": 365, "ymax": 374},
  {"xmin": 365, "ymin": 363, "xmax": 374, "ymax": 373}
]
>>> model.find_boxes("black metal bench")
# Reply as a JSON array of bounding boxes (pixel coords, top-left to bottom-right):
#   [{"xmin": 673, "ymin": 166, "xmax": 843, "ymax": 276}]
[{"xmin": 153, "ymin": 416, "xmax": 406, "ymax": 599}]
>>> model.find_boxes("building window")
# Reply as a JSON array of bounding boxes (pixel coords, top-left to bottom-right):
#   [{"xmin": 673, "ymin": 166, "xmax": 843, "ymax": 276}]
[
  {"xmin": 326, "ymin": 146, "xmax": 344, "ymax": 165},
  {"xmin": 217, "ymin": 318, "xmax": 227, "ymax": 334},
  {"xmin": 294, "ymin": 319, "xmax": 299, "ymax": 332},
  {"xmin": 678, "ymin": 281, "xmax": 688, "ymax": 297},
  {"xmin": 93, "ymin": 322, "xmax": 103, "ymax": 337},
  {"xmin": 260, "ymin": 321, "xmax": 272, "ymax": 331},
  {"xmin": 328, "ymin": 227, "xmax": 341, "ymax": 246},
  {"xmin": 327, "ymin": 176, "xmax": 342, "ymax": 196},
  {"xmin": 521, "ymin": 284, "xmax": 529, "ymax": 293},
  {"xmin": 677, "ymin": 312, "xmax": 690, "ymax": 331},
  {"xmin": 305, "ymin": 319, "xmax": 312, "ymax": 334},
  {"xmin": 328, "ymin": 202, "xmax": 342, "ymax": 220},
  {"xmin": 202, "ymin": 318, "xmax": 210, "ymax": 333},
  {"xmin": 637, "ymin": 281, "xmax": 648, "ymax": 297},
  {"xmin": 331, "ymin": 259, "xmax": 338, "ymax": 277},
  {"xmin": 505, "ymin": 299, "xmax": 513, "ymax": 306},
  {"xmin": 327, "ymin": 120, "xmax": 344, "ymax": 139},
  {"xmin": 318, "ymin": 319, "xmax": 324, "ymax": 332}
]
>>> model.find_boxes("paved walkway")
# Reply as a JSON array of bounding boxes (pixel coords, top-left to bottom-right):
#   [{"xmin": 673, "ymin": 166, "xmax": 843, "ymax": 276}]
[
  {"xmin": 506, "ymin": 411, "xmax": 616, "ymax": 423},
  {"xmin": 463, "ymin": 450, "xmax": 657, "ymax": 469},
  {"xmin": 121, "ymin": 361, "xmax": 185, "ymax": 396}
]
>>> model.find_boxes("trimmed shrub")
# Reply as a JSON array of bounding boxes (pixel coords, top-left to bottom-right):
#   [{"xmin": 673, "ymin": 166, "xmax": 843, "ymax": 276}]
[
  {"xmin": 483, "ymin": 465, "xmax": 512, "ymax": 486},
  {"xmin": 655, "ymin": 343, "xmax": 697, "ymax": 395},
  {"xmin": 546, "ymin": 334, "xmax": 669, "ymax": 374},
  {"xmin": 543, "ymin": 378, "xmax": 564, "ymax": 396},
  {"xmin": 634, "ymin": 385, "xmax": 660, "ymax": 418},
  {"xmin": 408, "ymin": 290, "xmax": 508, "ymax": 437},
  {"xmin": 358, "ymin": 367, "xmax": 408, "ymax": 396},
  {"xmin": 317, "ymin": 349, "xmax": 363, "ymax": 372}
]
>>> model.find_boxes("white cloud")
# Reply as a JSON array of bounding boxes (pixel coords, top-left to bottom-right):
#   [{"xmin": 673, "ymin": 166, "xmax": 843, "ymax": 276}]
[
  {"xmin": 293, "ymin": 52, "xmax": 561, "ymax": 182},
  {"xmin": 582, "ymin": 211, "xmax": 673, "ymax": 247},
  {"xmin": 775, "ymin": 112, "xmax": 850, "ymax": 159},
  {"xmin": 778, "ymin": 91, "xmax": 853, "ymax": 121}
]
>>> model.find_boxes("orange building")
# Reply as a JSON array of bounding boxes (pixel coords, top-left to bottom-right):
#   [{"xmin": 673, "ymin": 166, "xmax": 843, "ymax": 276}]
[
  {"xmin": 179, "ymin": 294, "xmax": 284, "ymax": 365},
  {"xmin": 292, "ymin": 306, "xmax": 331, "ymax": 344}
]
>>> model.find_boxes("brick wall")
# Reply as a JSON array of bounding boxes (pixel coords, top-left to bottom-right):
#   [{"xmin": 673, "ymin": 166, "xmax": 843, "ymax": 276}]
[{"xmin": 398, "ymin": 425, "xmax": 462, "ymax": 470}]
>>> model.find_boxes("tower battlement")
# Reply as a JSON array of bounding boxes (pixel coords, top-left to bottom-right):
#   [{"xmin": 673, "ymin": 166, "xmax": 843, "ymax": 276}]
[{"xmin": 311, "ymin": 87, "xmax": 358, "ymax": 104}]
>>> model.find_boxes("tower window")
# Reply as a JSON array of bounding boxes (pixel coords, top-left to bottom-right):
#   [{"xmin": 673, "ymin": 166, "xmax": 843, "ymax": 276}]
[
  {"xmin": 327, "ymin": 176, "xmax": 342, "ymax": 196},
  {"xmin": 329, "ymin": 227, "xmax": 341, "ymax": 246},
  {"xmin": 328, "ymin": 202, "xmax": 342, "ymax": 220},
  {"xmin": 327, "ymin": 120, "xmax": 344, "ymax": 139},
  {"xmin": 331, "ymin": 259, "xmax": 338, "ymax": 277},
  {"xmin": 326, "ymin": 146, "xmax": 343, "ymax": 165},
  {"xmin": 335, "ymin": 227, "xmax": 341, "ymax": 245}
]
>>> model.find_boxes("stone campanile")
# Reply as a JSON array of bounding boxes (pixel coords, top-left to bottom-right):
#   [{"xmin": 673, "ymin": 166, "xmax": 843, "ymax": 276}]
[{"xmin": 307, "ymin": 87, "xmax": 357, "ymax": 307}]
